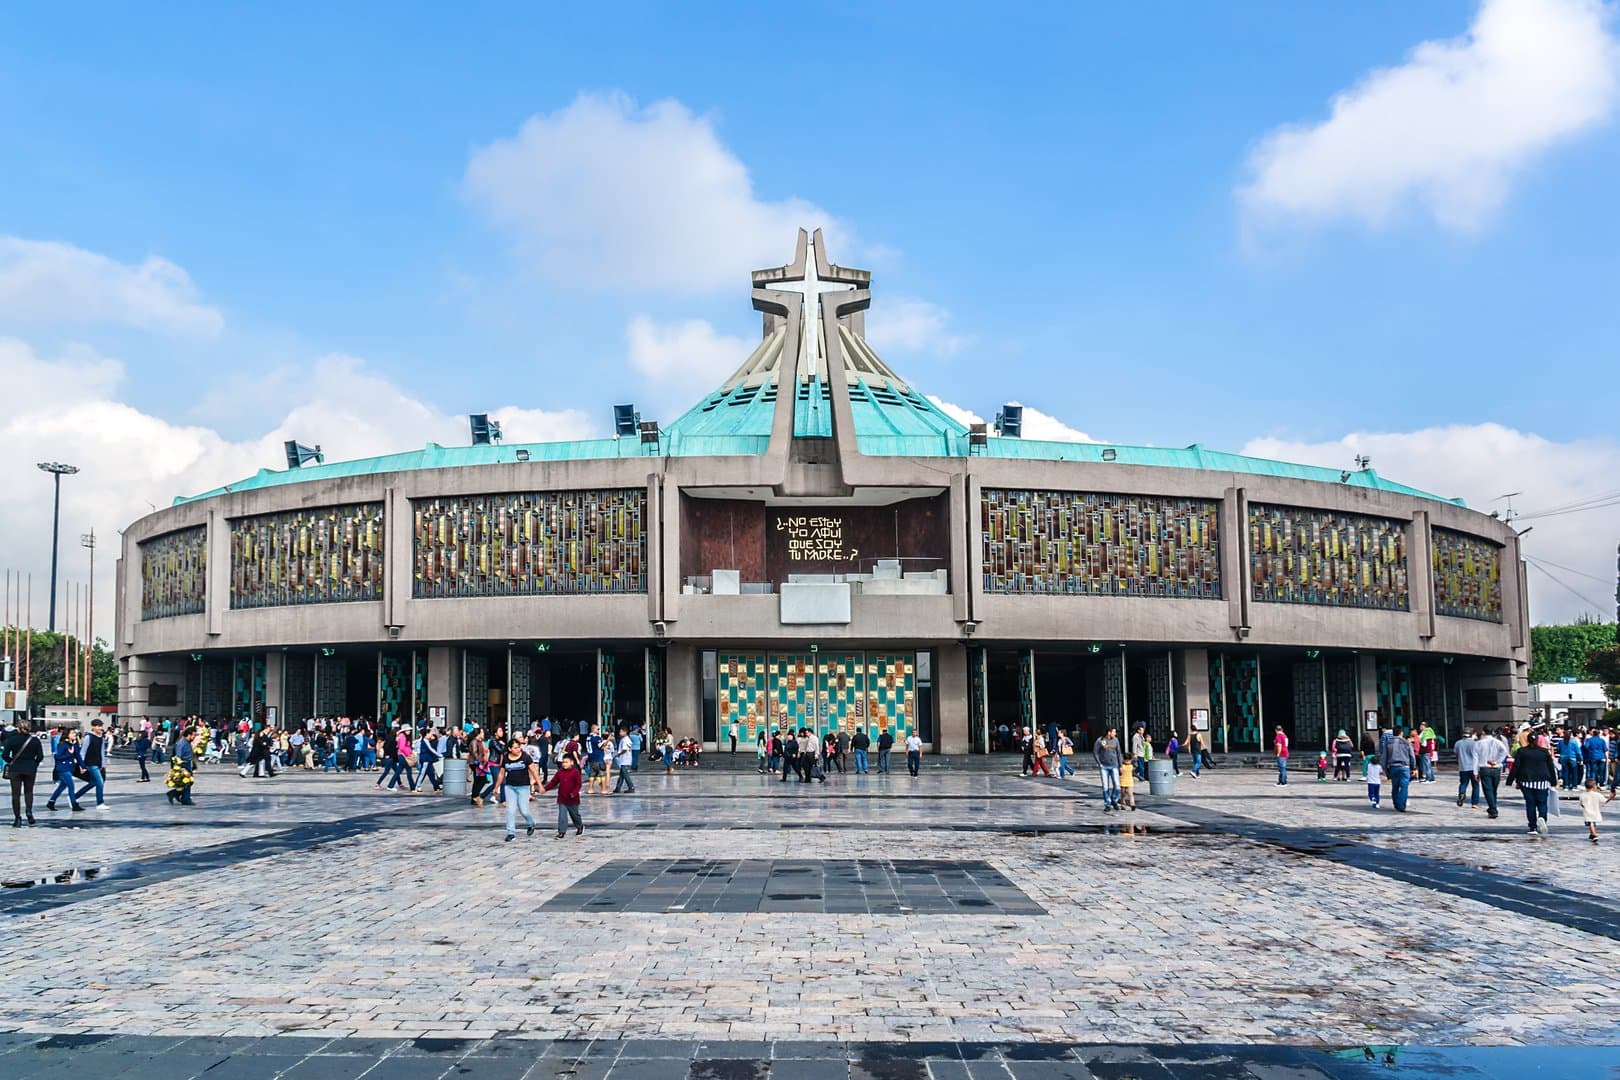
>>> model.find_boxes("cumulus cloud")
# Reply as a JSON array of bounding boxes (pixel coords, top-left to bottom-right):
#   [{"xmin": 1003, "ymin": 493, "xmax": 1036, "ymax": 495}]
[
  {"xmin": 1239, "ymin": 0, "xmax": 1620, "ymax": 231},
  {"xmin": 865, "ymin": 298, "xmax": 967, "ymax": 356},
  {"xmin": 465, "ymin": 92, "xmax": 849, "ymax": 292},
  {"xmin": 626, "ymin": 315, "xmax": 750, "ymax": 403},
  {"xmin": 1243, "ymin": 423, "xmax": 1620, "ymax": 623},
  {"xmin": 926, "ymin": 395, "xmax": 1097, "ymax": 443},
  {"xmin": 0, "ymin": 341, "xmax": 597, "ymax": 642},
  {"xmin": 0, "ymin": 236, "xmax": 225, "ymax": 336}
]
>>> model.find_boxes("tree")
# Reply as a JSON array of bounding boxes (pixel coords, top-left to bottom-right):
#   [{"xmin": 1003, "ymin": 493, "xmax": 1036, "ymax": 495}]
[
  {"xmin": 1584, "ymin": 645, "xmax": 1620, "ymax": 703},
  {"xmin": 1528, "ymin": 623, "xmax": 1618, "ymax": 684},
  {"xmin": 1, "ymin": 627, "xmax": 116, "ymax": 708}
]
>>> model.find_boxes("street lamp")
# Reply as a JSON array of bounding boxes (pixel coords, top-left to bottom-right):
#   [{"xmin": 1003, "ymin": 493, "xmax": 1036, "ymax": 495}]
[{"xmin": 37, "ymin": 462, "xmax": 79, "ymax": 632}]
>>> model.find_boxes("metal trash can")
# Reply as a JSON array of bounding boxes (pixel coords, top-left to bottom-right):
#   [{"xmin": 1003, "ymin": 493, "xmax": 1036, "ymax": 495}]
[
  {"xmin": 1147, "ymin": 758, "xmax": 1177, "ymax": 797},
  {"xmin": 440, "ymin": 757, "xmax": 470, "ymax": 797}
]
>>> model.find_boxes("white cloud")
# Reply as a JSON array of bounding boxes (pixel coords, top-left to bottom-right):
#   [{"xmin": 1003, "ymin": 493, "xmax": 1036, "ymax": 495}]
[
  {"xmin": 1242, "ymin": 423, "xmax": 1620, "ymax": 623},
  {"xmin": 0, "ymin": 236, "xmax": 225, "ymax": 336},
  {"xmin": 926, "ymin": 395, "xmax": 1097, "ymax": 442},
  {"xmin": 865, "ymin": 298, "xmax": 967, "ymax": 356},
  {"xmin": 464, "ymin": 92, "xmax": 849, "ymax": 292},
  {"xmin": 626, "ymin": 315, "xmax": 749, "ymax": 403},
  {"xmin": 0, "ymin": 341, "xmax": 597, "ymax": 644},
  {"xmin": 1239, "ymin": 0, "xmax": 1620, "ymax": 231}
]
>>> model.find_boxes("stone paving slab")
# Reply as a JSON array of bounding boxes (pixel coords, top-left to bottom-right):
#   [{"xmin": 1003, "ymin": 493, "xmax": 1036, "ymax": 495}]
[
  {"xmin": 2, "ymin": 1036, "xmax": 1618, "ymax": 1078},
  {"xmin": 3, "ymin": 768, "xmax": 1619, "ymax": 1048}
]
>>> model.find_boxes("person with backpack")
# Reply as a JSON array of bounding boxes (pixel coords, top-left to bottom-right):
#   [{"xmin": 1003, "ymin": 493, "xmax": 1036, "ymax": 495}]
[
  {"xmin": 75, "ymin": 718, "xmax": 111, "ymax": 810},
  {"xmin": 584, "ymin": 726, "xmax": 608, "ymax": 794},
  {"xmin": 44, "ymin": 727, "xmax": 86, "ymax": 813},
  {"xmin": 3, "ymin": 719, "xmax": 46, "ymax": 826}
]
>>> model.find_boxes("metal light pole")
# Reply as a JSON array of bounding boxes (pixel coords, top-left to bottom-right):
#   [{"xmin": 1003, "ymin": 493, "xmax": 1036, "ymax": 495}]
[
  {"xmin": 82, "ymin": 529, "xmax": 96, "ymax": 701},
  {"xmin": 37, "ymin": 462, "xmax": 79, "ymax": 631}
]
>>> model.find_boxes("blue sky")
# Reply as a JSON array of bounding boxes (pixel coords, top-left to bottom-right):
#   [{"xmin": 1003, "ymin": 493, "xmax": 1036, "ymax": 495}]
[{"xmin": 3, "ymin": 0, "xmax": 1619, "ymax": 628}]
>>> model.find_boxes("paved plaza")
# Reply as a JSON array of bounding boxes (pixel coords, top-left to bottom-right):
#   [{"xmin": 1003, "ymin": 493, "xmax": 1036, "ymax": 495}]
[{"xmin": 3, "ymin": 757, "xmax": 1618, "ymax": 1078}]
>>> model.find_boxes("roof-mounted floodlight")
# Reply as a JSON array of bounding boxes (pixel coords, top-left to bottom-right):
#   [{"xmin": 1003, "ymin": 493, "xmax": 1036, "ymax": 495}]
[
  {"xmin": 993, "ymin": 404, "xmax": 1023, "ymax": 438},
  {"xmin": 613, "ymin": 403, "xmax": 640, "ymax": 437},
  {"xmin": 469, "ymin": 413, "xmax": 503, "ymax": 445},
  {"xmin": 967, "ymin": 423, "xmax": 988, "ymax": 455},
  {"xmin": 1101, "ymin": 448, "xmax": 1117, "ymax": 462},
  {"xmin": 639, "ymin": 420, "xmax": 661, "ymax": 445},
  {"xmin": 284, "ymin": 441, "xmax": 324, "ymax": 469}
]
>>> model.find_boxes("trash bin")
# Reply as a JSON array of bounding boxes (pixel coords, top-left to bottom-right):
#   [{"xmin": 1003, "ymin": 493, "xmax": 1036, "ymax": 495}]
[
  {"xmin": 1147, "ymin": 758, "xmax": 1176, "ymax": 797},
  {"xmin": 441, "ymin": 757, "xmax": 470, "ymax": 797}
]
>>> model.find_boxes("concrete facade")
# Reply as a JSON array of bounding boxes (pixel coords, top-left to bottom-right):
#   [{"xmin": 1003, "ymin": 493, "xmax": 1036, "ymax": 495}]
[{"xmin": 115, "ymin": 230, "xmax": 1530, "ymax": 750}]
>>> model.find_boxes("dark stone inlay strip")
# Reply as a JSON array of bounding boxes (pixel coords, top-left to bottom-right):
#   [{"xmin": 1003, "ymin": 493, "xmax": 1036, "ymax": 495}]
[{"xmin": 541, "ymin": 858, "xmax": 1047, "ymax": 915}]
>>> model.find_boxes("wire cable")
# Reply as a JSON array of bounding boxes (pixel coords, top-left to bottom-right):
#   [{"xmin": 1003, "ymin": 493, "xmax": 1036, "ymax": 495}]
[{"xmin": 1524, "ymin": 557, "xmax": 1612, "ymax": 616}]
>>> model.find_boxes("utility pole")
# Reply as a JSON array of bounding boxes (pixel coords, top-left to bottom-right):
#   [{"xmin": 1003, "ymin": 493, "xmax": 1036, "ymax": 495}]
[
  {"xmin": 82, "ymin": 529, "xmax": 96, "ymax": 703},
  {"xmin": 37, "ymin": 461, "xmax": 79, "ymax": 631}
]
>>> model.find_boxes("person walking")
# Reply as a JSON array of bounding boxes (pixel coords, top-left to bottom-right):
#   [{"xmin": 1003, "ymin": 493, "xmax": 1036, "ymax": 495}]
[
  {"xmin": 492, "ymin": 740, "xmax": 539, "ymax": 841},
  {"xmin": 1455, "ymin": 729, "xmax": 1481, "ymax": 809},
  {"xmin": 612, "ymin": 727, "xmax": 636, "ymax": 794},
  {"xmin": 1578, "ymin": 779, "xmax": 1604, "ymax": 843},
  {"xmin": 1188, "ymin": 729, "xmax": 1204, "ymax": 779},
  {"xmin": 1056, "ymin": 730, "xmax": 1076, "ymax": 778},
  {"xmin": 1332, "ymin": 730, "xmax": 1354, "ymax": 782},
  {"xmin": 543, "ymin": 752, "xmax": 585, "ymax": 838},
  {"xmin": 905, "ymin": 730, "xmax": 923, "ymax": 777},
  {"xmin": 132, "ymin": 727, "xmax": 153, "ymax": 783},
  {"xmin": 1510, "ymin": 733, "xmax": 1558, "ymax": 838},
  {"xmin": 1381, "ymin": 727, "xmax": 1416, "ymax": 812},
  {"xmin": 1165, "ymin": 732, "xmax": 1181, "ymax": 776},
  {"xmin": 417, "ymin": 728, "xmax": 444, "ymax": 793},
  {"xmin": 836, "ymin": 727, "xmax": 850, "ymax": 774},
  {"xmin": 1030, "ymin": 731, "xmax": 1052, "ymax": 777},
  {"xmin": 852, "ymin": 727, "xmax": 870, "ymax": 775},
  {"xmin": 877, "ymin": 728, "xmax": 895, "ymax": 775},
  {"xmin": 166, "ymin": 731, "xmax": 196, "ymax": 806},
  {"xmin": 1476, "ymin": 726, "xmax": 1509, "ymax": 820},
  {"xmin": 75, "ymin": 718, "xmax": 111, "ymax": 811},
  {"xmin": 44, "ymin": 728, "xmax": 86, "ymax": 813},
  {"xmin": 1272, "ymin": 725, "xmax": 1289, "ymax": 786},
  {"xmin": 1131, "ymin": 726, "xmax": 1149, "ymax": 782},
  {"xmin": 3, "ymin": 719, "xmax": 46, "ymax": 827},
  {"xmin": 1094, "ymin": 726, "xmax": 1123, "ymax": 812},
  {"xmin": 729, "ymin": 721, "xmax": 739, "ymax": 754},
  {"xmin": 468, "ymin": 728, "xmax": 493, "ymax": 807}
]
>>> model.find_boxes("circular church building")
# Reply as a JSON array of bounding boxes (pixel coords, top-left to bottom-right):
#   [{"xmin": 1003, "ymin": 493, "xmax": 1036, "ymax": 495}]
[{"xmin": 115, "ymin": 230, "xmax": 1529, "ymax": 753}]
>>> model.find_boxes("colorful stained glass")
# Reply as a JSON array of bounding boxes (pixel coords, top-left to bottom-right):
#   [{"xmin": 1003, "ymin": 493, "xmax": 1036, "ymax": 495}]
[
  {"xmin": 1248, "ymin": 504, "xmax": 1408, "ymax": 611},
  {"xmin": 140, "ymin": 525, "xmax": 207, "ymax": 620},
  {"xmin": 412, "ymin": 489, "xmax": 646, "ymax": 598},
  {"xmin": 718, "ymin": 652, "xmax": 769, "ymax": 742},
  {"xmin": 230, "ymin": 503, "xmax": 384, "ymax": 609},
  {"xmin": 981, "ymin": 489, "xmax": 1221, "ymax": 597},
  {"xmin": 1432, "ymin": 527, "xmax": 1502, "ymax": 622}
]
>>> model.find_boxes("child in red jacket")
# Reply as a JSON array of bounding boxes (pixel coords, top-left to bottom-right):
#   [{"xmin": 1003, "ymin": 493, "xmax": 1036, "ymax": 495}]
[{"xmin": 543, "ymin": 752, "xmax": 585, "ymax": 838}]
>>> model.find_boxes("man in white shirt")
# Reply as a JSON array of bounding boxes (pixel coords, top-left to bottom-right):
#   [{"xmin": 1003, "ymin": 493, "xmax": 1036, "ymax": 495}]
[
  {"xmin": 905, "ymin": 731, "xmax": 923, "ymax": 777},
  {"xmin": 1454, "ymin": 729, "xmax": 1481, "ymax": 809},
  {"xmin": 1475, "ymin": 728, "xmax": 1510, "ymax": 820},
  {"xmin": 612, "ymin": 727, "xmax": 636, "ymax": 794}
]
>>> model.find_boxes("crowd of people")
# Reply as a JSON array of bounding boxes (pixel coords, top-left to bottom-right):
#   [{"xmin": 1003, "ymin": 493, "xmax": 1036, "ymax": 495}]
[{"xmin": 744, "ymin": 724, "xmax": 923, "ymax": 779}]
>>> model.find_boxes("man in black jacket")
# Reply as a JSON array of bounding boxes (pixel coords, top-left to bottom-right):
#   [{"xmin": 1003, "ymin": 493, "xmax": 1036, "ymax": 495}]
[{"xmin": 75, "ymin": 718, "xmax": 111, "ymax": 811}]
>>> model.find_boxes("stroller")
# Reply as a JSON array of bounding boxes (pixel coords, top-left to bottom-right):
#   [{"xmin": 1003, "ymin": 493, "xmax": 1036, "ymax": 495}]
[{"xmin": 203, "ymin": 739, "xmax": 225, "ymax": 765}]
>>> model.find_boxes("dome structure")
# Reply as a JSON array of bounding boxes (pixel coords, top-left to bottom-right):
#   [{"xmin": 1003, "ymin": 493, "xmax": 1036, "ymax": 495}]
[{"xmin": 117, "ymin": 230, "xmax": 1529, "ymax": 755}]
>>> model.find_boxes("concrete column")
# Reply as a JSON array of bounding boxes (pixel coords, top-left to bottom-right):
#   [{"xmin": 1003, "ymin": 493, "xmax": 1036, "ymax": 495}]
[
  {"xmin": 1221, "ymin": 487, "xmax": 1246, "ymax": 631},
  {"xmin": 1460, "ymin": 658, "xmax": 1521, "ymax": 731},
  {"xmin": 206, "ymin": 508, "xmax": 229, "ymax": 637},
  {"xmin": 646, "ymin": 476, "xmax": 663, "ymax": 624},
  {"xmin": 1409, "ymin": 511, "xmax": 1435, "ymax": 639},
  {"xmin": 1357, "ymin": 654, "xmax": 1379, "ymax": 739},
  {"xmin": 949, "ymin": 475, "xmax": 969, "ymax": 624},
  {"xmin": 384, "ymin": 486, "xmax": 410, "ymax": 631},
  {"xmin": 966, "ymin": 475, "xmax": 984, "ymax": 625},
  {"xmin": 428, "ymin": 646, "xmax": 461, "ymax": 728},
  {"xmin": 1175, "ymin": 647, "xmax": 1211, "ymax": 743},
  {"xmin": 936, "ymin": 642, "xmax": 969, "ymax": 754},
  {"xmin": 264, "ymin": 652, "xmax": 285, "ymax": 725},
  {"xmin": 124, "ymin": 654, "xmax": 187, "ymax": 725},
  {"xmin": 662, "ymin": 481, "xmax": 682, "ymax": 625},
  {"xmin": 665, "ymin": 643, "xmax": 700, "ymax": 740}
]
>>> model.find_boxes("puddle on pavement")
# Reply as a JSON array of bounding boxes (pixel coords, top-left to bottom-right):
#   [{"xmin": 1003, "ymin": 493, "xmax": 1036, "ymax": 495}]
[{"xmin": 2, "ymin": 864, "xmax": 138, "ymax": 890}]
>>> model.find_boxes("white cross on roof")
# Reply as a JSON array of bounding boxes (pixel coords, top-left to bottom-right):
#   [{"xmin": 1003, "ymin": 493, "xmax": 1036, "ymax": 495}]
[{"xmin": 758, "ymin": 235, "xmax": 855, "ymax": 378}]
